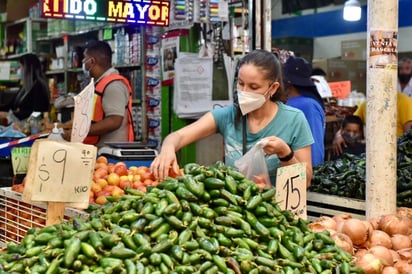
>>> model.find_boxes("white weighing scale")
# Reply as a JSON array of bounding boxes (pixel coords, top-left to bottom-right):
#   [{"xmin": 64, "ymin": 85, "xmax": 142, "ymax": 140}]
[{"xmin": 98, "ymin": 142, "xmax": 158, "ymax": 167}]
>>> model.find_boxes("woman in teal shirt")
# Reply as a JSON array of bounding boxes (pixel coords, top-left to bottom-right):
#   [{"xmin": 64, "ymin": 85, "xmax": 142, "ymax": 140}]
[{"xmin": 151, "ymin": 50, "xmax": 314, "ymax": 187}]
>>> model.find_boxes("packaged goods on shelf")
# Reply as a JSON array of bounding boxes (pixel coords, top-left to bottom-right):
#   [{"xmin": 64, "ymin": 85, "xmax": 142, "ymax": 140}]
[{"xmin": 0, "ymin": 187, "xmax": 89, "ymax": 246}]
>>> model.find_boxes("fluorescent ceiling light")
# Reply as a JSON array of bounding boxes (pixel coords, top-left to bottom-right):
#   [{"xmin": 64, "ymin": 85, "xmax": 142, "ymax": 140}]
[{"xmin": 343, "ymin": 0, "xmax": 361, "ymax": 21}]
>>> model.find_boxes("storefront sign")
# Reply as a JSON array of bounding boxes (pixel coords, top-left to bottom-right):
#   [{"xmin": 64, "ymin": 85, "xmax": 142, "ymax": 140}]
[{"xmin": 41, "ymin": 0, "xmax": 170, "ymax": 26}]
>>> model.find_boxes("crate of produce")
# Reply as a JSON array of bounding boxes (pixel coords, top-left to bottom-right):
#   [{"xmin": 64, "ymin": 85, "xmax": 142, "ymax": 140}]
[
  {"xmin": 0, "ymin": 187, "xmax": 89, "ymax": 245},
  {"xmin": 307, "ymin": 191, "xmax": 366, "ymax": 221}
]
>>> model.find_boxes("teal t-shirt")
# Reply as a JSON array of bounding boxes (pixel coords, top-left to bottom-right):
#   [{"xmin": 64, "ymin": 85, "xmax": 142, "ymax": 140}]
[{"xmin": 212, "ymin": 102, "xmax": 314, "ymax": 185}]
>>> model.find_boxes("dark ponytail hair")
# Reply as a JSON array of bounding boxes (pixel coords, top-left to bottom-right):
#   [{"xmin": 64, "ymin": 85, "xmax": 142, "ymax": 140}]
[{"xmin": 234, "ymin": 50, "xmax": 286, "ymax": 127}]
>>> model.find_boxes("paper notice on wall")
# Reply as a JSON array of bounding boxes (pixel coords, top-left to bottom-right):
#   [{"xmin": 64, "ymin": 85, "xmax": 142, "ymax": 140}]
[
  {"xmin": 71, "ymin": 79, "xmax": 95, "ymax": 143},
  {"xmin": 174, "ymin": 55, "xmax": 213, "ymax": 118},
  {"xmin": 369, "ymin": 29, "xmax": 398, "ymax": 70},
  {"xmin": 173, "ymin": 54, "xmax": 234, "ymax": 119},
  {"xmin": 0, "ymin": 62, "xmax": 10, "ymax": 80}
]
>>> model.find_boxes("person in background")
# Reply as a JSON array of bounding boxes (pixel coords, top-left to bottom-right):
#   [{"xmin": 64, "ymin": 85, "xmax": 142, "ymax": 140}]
[
  {"xmin": 62, "ymin": 40, "xmax": 134, "ymax": 147},
  {"xmin": 331, "ymin": 115, "xmax": 365, "ymax": 160},
  {"xmin": 333, "ymin": 92, "xmax": 412, "ymax": 155},
  {"xmin": 398, "ymin": 57, "xmax": 412, "ymax": 98},
  {"xmin": 0, "ymin": 53, "xmax": 50, "ymax": 132},
  {"xmin": 311, "ymin": 67, "xmax": 327, "ymax": 77},
  {"xmin": 283, "ymin": 56, "xmax": 326, "ymax": 166},
  {"xmin": 150, "ymin": 49, "xmax": 314, "ymax": 186}
]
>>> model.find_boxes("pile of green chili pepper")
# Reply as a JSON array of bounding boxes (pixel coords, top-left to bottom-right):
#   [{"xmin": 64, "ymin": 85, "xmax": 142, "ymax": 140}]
[
  {"xmin": 0, "ymin": 162, "xmax": 362, "ymax": 274},
  {"xmin": 310, "ymin": 128, "xmax": 412, "ymax": 207}
]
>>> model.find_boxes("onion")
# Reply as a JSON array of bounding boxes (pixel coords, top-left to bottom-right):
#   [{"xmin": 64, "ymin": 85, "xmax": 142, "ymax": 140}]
[
  {"xmin": 308, "ymin": 222, "xmax": 327, "ymax": 233},
  {"xmin": 381, "ymin": 266, "xmax": 399, "ymax": 274},
  {"xmin": 333, "ymin": 214, "xmax": 352, "ymax": 232},
  {"xmin": 397, "ymin": 248, "xmax": 412, "ymax": 263},
  {"xmin": 391, "ymin": 234, "xmax": 412, "ymax": 251},
  {"xmin": 355, "ymin": 253, "xmax": 383, "ymax": 274},
  {"xmin": 341, "ymin": 218, "xmax": 370, "ymax": 246},
  {"xmin": 369, "ymin": 217, "xmax": 380, "ymax": 230},
  {"xmin": 379, "ymin": 214, "xmax": 410, "ymax": 236},
  {"xmin": 368, "ymin": 246, "xmax": 394, "ymax": 266},
  {"xmin": 331, "ymin": 232, "xmax": 354, "ymax": 255},
  {"xmin": 394, "ymin": 259, "xmax": 412, "ymax": 273},
  {"xmin": 366, "ymin": 230, "xmax": 392, "ymax": 249},
  {"xmin": 312, "ymin": 216, "xmax": 337, "ymax": 231},
  {"xmin": 389, "ymin": 249, "xmax": 400, "ymax": 263},
  {"xmin": 396, "ymin": 207, "xmax": 412, "ymax": 218},
  {"xmin": 355, "ymin": 248, "xmax": 368, "ymax": 260}
]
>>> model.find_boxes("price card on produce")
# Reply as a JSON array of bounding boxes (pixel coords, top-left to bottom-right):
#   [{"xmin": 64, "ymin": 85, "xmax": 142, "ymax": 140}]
[
  {"xmin": 275, "ymin": 163, "xmax": 307, "ymax": 219},
  {"xmin": 22, "ymin": 139, "xmax": 96, "ymax": 207},
  {"xmin": 11, "ymin": 147, "xmax": 31, "ymax": 175},
  {"xmin": 71, "ymin": 79, "xmax": 94, "ymax": 143},
  {"xmin": 328, "ymin": 81, "xmax": 351, "ymax": 99}
]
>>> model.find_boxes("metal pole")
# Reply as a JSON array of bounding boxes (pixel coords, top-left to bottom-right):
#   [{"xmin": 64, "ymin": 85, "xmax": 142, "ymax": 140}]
[
  {"xmin": 254, "ymin": 0, "xmax": 261, "ymax": 49},
  {"xmin": 366, "ymin": 0, "xmax": 398, "ymax": 219},
  {"xmin": 263, "ymin": 0, "xmax": 271, "ymax": 51}
]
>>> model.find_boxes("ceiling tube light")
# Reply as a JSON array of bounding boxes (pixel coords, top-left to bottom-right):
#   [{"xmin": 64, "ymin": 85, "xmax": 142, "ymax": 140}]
[{"xmin": 343, "ymin": 0, "xmax": 361, "ymax": 21}]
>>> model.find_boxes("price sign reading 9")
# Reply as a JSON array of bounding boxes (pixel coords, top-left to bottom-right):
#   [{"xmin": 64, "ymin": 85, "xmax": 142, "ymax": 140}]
[
  {"xmin": 27, "ymin": 140, "xmax": 97, "ymax": 203},
  {"xmin": 275, "ymin": 163, "xmax": 307, "ymax": 219}
]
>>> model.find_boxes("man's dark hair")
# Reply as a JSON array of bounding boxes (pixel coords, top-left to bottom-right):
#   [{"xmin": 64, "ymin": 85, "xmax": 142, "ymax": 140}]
[
  {"xmin": 311, "ymin": 67, "xmax": 327, "ymax": 76},
  {"xmin": 85, "ymin": 40, "xmax": 112, "ymax": 67}
]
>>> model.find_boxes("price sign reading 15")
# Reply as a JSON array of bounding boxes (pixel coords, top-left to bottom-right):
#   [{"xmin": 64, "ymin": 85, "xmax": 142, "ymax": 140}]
[
  {"xmin": 275, "ymin": 163, "xmax": 307, "ymax": 219},
  {"xmin": 24, "ymin": 139, "xmax": 97, "ymax": 203}
]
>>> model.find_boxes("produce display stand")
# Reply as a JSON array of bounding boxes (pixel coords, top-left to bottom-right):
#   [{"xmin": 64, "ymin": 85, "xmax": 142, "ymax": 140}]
[
  {"xmin": 0, "ymin": 187, "xmax": 89, "ymax": 247},
  {"xmin": 307, "ymin": 191, "xmax": 366, "ymax": 221}
]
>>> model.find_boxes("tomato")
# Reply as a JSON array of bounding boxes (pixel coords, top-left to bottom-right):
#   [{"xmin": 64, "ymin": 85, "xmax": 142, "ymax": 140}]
[
  {"xmin": 95, "ymin": 196, "xmax": 107, "ymax": 205},
  {"xmin": 114, "ymin": 164, "xmax": 128, "ymax": 176},
  {"xmin": 96, "ymin": 155, "xmax": 108, "ymax": 165}
]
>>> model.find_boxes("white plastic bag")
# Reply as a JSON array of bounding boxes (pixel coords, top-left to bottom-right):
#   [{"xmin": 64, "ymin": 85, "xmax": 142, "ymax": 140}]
[{"xmin": 234, "ymin": 139, "xmax": 271, "ymax": 188}]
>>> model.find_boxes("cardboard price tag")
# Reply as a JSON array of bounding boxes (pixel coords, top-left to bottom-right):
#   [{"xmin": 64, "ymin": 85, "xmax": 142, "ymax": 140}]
[
  {"xmin": 71, "ymin": 79, "xmax": 94, "ymax": 143},
  {"xmin": 275, "ymin": 163, "xmax": 307, "ymax": 219},
  {"xmin": 22, "ymin": 139, "xmax": 96, "ymax": 207},
  {"xmin": 328, "ymin": 81, "xmax": 351, "ymax": 99},
  {"xmin": 11, "ymin": 147, "xmax": 31, "ymax": 175}
]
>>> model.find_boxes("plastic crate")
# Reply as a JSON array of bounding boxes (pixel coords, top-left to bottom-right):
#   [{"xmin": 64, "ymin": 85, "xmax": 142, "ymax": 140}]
[
  {"xmin": 0, "ymin": 187, "xmax": 89, "ymax": 245},
  {"xmin": 307, "ymin": 191, "xmax": 366, "ymax": 221}
]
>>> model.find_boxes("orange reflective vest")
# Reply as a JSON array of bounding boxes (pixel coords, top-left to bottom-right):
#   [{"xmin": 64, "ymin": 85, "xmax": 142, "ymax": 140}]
[{"xmin": 83, "ymin": 74, "xmax": 135, "ymax": 145}]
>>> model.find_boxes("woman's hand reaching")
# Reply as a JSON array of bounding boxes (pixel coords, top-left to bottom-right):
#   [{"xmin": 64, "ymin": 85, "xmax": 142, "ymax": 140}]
[{"xmin": 150, "ymin": 145, "xmax": 180, "ymax": 182}]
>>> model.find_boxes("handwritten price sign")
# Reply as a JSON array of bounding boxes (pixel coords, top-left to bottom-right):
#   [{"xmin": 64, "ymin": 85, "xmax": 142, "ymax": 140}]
[
  {"xmin": 22, "ymin": 139, "xmax": 96, "ymax": 207},
  {"xmin": 71, "ymin": 79, "xmax": 94, "ymax": 143},
  {"xmin": 275, "ymin": 163, "xmax": 307, "ymax": 219},
  {"xmin": 328, "ymin": 81, "xmax": 351, "ymax": 99},
  {"xmin": 11, "ymin": 147, "xmax": 31, "ymax": 175}
]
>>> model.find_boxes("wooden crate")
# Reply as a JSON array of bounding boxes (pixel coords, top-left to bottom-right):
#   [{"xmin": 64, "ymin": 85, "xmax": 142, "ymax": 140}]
[
  {"xmin": 0, "ymin": 187, "xmax": 89, "ymax": 245},
  {"xmin": 307, "ymin": 191, "xmax": 366, "ymax": 221}
]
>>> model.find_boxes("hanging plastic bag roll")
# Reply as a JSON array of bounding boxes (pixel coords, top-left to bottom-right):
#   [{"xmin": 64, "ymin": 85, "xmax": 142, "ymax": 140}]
[{"xmin": 234, "ymin": 139, "xmax": 271, "ymax": 189}]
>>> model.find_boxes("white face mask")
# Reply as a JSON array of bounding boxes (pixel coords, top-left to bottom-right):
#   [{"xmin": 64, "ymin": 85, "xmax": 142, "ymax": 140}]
[
  {"xmin": 16, "ymin": 68, "xmax": 22, "ymax": 80},
  {"xmin": 82, "ymin": 58, "xmax": 92, "ymax": 77},
  {"xmin": 82, "ymin": 62, "xmax": 90, "ymax": 78},
  {"xmin": 237, "ymin": 89, "xmax": 270, "ymax": 115}
]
